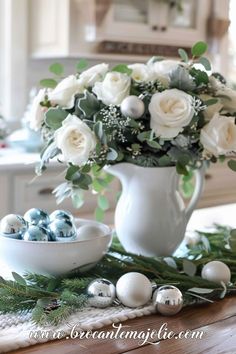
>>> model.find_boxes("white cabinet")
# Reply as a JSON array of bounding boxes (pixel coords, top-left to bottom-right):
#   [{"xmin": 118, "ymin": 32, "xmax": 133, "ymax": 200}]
[
  {"xmin": 90, "ymin": 0, "xmax": 209, "ymax": 47},
  {"xmin": 28, "ymin": 0, "xmax": 211, "ymax": 59},
  {"xmin": 29, "ymin": 0, "xmax": 71, "ymax": 57}
]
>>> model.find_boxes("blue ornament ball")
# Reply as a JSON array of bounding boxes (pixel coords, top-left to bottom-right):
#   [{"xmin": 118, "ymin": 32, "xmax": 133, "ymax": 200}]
[
  {"xmin": 0, "ymin": 214, "xmax": 27, "ymax": 239},
  {"xmin": 23, "ymin": 225, "xmax": 49, "ymax": 241},
  {"xmin": 24, "ymin": 208, "xmax": 49, "ymax": 227},
  {"xmin": 46, "ymin": 228, "xmax": 57, "ymax": 242},
  {"xmin": 49, "ymin": 210, "xmax": 74, "ymax": 223},
  {"xmin": 48, "ymin": 219, "xmax": 77, "ymax": 242}
]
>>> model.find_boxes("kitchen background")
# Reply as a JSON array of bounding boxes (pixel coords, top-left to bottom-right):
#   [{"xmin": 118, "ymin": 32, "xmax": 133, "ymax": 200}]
[{"xmin": 0, "ymin": 0, "xmax": 235, "ymax": 222}]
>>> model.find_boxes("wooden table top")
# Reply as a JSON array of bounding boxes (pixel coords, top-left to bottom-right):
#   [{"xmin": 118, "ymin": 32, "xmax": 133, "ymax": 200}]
[{"xmin": 12, "ymin": 296, "xmax": 236, "ymax": 354}]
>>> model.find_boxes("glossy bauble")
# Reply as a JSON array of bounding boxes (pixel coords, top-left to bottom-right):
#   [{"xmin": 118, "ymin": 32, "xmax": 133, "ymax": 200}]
[
  {"xmin": 116, "ymin": 272, "xmax": 152, "ymax": 307},
  {"xmin": 201, "ymin": 261, "xmax": 231, "ymax": 285},
  {"xmin": 24, "ymin": 208, "xmax": 49, "ymax": 227},
  {"xmin": 49, "ymin": 210, "xmax": 74, "ymax": 223},
  {"xmin": 153, "ymin": 285, "xmax": 183, "ymax": 316},
  {"xmin": 23, "ymin": 225, "xmax": 49, "ymax": 241},
  {"xmin": 48, "ymin": 219, "xmax": 77, "ymax": 242},
  {"xmin": 0, "ymin": 214, "xmax": 27, "ymax": 239},
  {"xmin": 87, "ymin": 278, "xmax": 116, "ymax": 308},
  {"xmin": 120, "ymin": 95, "xmax": 145, "ymax": 119}
]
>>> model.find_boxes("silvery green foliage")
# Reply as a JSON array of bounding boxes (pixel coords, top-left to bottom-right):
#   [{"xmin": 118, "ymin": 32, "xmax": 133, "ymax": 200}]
[{"xmin": 35, "ymin": 41, "xmax": 236, "ymax": 211}]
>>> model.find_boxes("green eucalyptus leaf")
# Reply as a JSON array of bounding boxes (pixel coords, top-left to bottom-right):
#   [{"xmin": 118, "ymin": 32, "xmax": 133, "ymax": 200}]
[
  {"xmin": 72, "ymin": 190, "xmax": 84, "ymax": 209},
  {"xmin": 98, "ymin": 195, "xmax": 109, "ymax": 211},
  {"xmin": 112, "ymin": 64, "xmax": 132, "ymax": 75},
  {"xmin": 40, "ymin": 78, "xmax": 58, "ymax": 89},
  {"xmin": 183, "ymin": 259, "xmax": 197, "ymax": 276},
  {"xmin": 45, "ymin": 107, "xmax": 69, "ymax": 129},
  {"xmin": 65, "ymin": 165, "xmax": 80, "ymax": 181},
  {"xmin": 204, "ymin": 98, "xmax": 219, "ymax": 106},
  {"xmin": 188, "ymin": 287, "xmax": 214, "ymax": 294},
  {"xmin": 228, "ymin": 159, "xmax": 236, "ymax": 171},
  {"xmin": 198, "ymin": 57, "xmax": 211, "ymax": 71},
  {"xmin": 12, "ymin": 272, "xmax": 26, "ymax": 286},
  {"xmin": 76, "ymin": 59, "xmax": 88, "ymax": 72},
  {"xmin": 37, "ymin": 298, "xmax": 52, "ymax": 308},
  {"xmin": 176, "ymin": 162, "xmax": 188, "ymax": 176},
  {"xmin": 107, "ymin": 148, "xmax": 118, "ymax": 161},
  {"xmin": 49, "ymin": 63, "xmax": 64, "ymax": 76},
  {"xmin": 178, "ymin": 48, "xmax": 189, "ymax": 62},
  {"xmin": 137, "ymin": 130, "xmax": 152, "ymax": 142},
  {"xmin": 95, "ymin": 207, "xmax": 104, "ymax": 221},
  {"xmin": 147, "ymin": 140, "xmax": 161, "ymax": 149},
  {"xmin": 191, "ymin": 41, "xmax": 208, "ymax": 57},
  {"xmin": 158, "ymin": 155, "xmax": 172, "ymax": 167}
]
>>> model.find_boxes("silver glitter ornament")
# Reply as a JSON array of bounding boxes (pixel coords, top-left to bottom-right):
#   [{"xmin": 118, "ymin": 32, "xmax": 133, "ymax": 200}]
[
  {"xmin": 24, "ymin": 208, "xmax": 49, "ymax": 227},
  {"xmin": 48, "ymin": 219, "xmax": 77, "ymax": 242},
  {"xmin": 153, "ymin": 285, "xmax": 183, "ymax": 316},
  {"xmin": 23, "ymin": 225, "xmax": 49, "ymax": 241},
  {"xmin": 49, "ymin": 210, "xmax": 74, "ymax": 223},
  {"xmin": 0, "ymin": 214, "xmax": 27, "ymax": 239},
  {"xmin": 87, "ymin": 278, "xmax": 116, "ymax": 308},
  {"xmin": 120, "ymin": 95, "xmax": 145, "ymax": 119}
]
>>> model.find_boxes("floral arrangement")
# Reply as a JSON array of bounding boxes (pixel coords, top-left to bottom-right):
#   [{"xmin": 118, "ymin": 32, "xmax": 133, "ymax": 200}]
[{"xmin": 30, "ymin": 41, "xmax": 236, "ymax": 213}]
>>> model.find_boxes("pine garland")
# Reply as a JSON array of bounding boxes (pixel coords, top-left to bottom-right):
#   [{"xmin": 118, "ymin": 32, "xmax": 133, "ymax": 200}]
[{"xmin": 0, "ymin": 225, "xmax": 236, "ymax": 326}]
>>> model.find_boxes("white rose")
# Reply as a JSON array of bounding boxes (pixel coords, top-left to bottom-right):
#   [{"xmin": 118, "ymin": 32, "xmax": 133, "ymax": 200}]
[
  {"xmin": 128, "ymin": 63, "xmax": 151, "ymax": 82},
  {"xmin": 149, "ymin": 60, "xmax": 184, "ymax": 85},
  {"xmin": 48, "ymin": 75, "xmax": 84, "ymax": 109},
  {"xmin": 149, "ymin": 89, "xmax": 194, "ymax": 139},
  {"xmin": 200, "ymin": 113, "xmax": 236, "ymax": 156},
  {"xmin": 199, "ymin": 94, "xmax": 223, "ymax": 121},
  {"xmin": 79, "ymin": 63, "xmax": 109, "ymax": 87},
  {"xmin": 29, "ymin": 89, "xmax": 48, "ymax": 131},
  {"xmin": 92, "ymin": 72, "xmax": 131, "ymax": 105},
  {"xmin": 54, "ymin": 114, "xmax": 96, "ymax": 165}
]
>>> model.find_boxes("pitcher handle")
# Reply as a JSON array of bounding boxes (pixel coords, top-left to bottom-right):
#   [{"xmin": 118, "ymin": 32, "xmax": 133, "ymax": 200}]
[{"xmin": 185, "ymin": 167, "xmax": 205, "ymax": 221}]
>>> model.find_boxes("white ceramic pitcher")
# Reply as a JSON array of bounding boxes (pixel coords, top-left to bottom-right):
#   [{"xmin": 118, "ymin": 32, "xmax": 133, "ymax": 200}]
[{"xmin": 106, "ymin": 163, "xmax": 204, "ymax": 257}]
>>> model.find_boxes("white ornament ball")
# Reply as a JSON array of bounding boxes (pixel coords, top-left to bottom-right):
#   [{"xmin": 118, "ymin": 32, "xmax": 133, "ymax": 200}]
[
  {"xmin": 201, "ymin": 261, "xmax": 231, "ymax": 285},
  {"xmin": 116, "ymin": 272, "xmax": 152, "ymax": 307},
  {"xmin": 77, "ymin": 224, "xmax": 105, "ymax": 241},
  {"xmin": 120, "ymin": 95, "xmax": 145, "ymax": 119}
]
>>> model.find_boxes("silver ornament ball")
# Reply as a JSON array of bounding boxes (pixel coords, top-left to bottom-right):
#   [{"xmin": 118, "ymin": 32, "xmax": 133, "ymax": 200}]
[
  {"xmin": 23, "ymin": 225, "xmax": 49, "ymax": 241},
  {"xmin": 120, "ymin": 95, "xmax": 145, "ymax": 119},
  {"xmin": 48, "ymin": 219, "xmax": 77, "ymax": 242},
  {"xmin": 24, "ymin": 208, "xmax": 49, "ymax": 227},
  {"xmin": 49, "ymin": 210, "xmax": 74, "ymax": 223},
  {"xmin": 87, "ymin": 278, "xmax": 116, "ymax": 308},
  {"xmin": 153, "ymin": 285, "xmax": 183, "ymax": 316},
  {"xmin": 0, "ymin": 214, "xmax": 27, "ymax": 239}
]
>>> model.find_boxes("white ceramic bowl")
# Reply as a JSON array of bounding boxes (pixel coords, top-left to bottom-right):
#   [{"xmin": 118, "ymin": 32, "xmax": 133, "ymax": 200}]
[{"xmin": 0, "ymin": 218, "xmax": 112, "ymax": 276}]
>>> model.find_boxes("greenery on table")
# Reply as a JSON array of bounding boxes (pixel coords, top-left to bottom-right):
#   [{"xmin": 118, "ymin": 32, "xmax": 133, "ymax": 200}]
[{"xmin": 0, "ymin": 225, "xmax": 236, "ymax": 326}]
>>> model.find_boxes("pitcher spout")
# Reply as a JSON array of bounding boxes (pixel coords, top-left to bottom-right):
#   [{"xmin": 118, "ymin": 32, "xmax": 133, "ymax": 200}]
[{"xmin": 104, "ymin": 163, "xmax": 135, "ymax": 183}]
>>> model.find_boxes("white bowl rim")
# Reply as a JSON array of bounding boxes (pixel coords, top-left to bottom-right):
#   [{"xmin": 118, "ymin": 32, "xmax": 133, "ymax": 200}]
[{"xmin": 0, "ymin": 218, "xmax": 113, "ymax": 245}]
